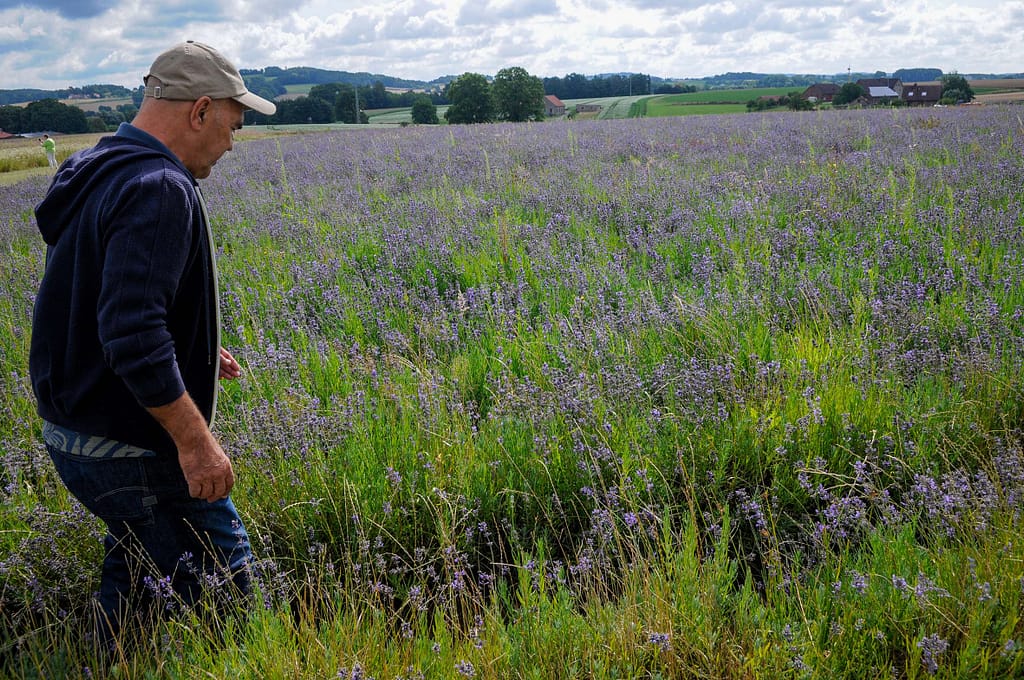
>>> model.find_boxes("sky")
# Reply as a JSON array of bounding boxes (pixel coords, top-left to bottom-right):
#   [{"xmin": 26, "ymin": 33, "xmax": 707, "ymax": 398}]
[{"xmin": 0, "ymin": 0, "xmax": 1021, "ymax": 90}]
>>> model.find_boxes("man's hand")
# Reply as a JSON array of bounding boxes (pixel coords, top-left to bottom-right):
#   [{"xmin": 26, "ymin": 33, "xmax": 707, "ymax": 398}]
[
  {"xmin": 178, "ymin": 438, "xmax": 235, "ymax": 502},
  {"xmin": 219, "ymin": 347, "xmax": 241, "ymax": 380},
  {"xmin": 148, "ymin": 392, "xmax": 234, "ymax": 502}
]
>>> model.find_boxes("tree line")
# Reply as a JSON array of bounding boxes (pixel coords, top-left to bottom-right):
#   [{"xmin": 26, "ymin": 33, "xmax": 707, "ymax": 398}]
[
  {"xmin": 542, "ymin": 73, "xmax": 655, "ymax": 100},
  {"xmin": 245, "ymin": 81, "xmax": 449, "ymax": 126},
  {"xmin": 0, "ymin": 99, "xmax": 90, "ymax": 134},
  {"xmin": 247, "ymin": 67, "xmax": 550, "ymax": 126},
  {"xmin": 0, "ymin": 97, "xmax": 141, "ymax": 135}
]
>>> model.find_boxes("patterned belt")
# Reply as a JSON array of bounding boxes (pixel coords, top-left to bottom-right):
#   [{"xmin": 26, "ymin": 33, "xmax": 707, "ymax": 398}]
[{"xmin": 42, "ymin": 421, "xmax": 155, "ymax": 459}]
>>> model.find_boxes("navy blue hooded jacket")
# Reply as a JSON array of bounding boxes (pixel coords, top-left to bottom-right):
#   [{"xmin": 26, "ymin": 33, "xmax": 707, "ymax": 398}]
[{"xmin": 30, "ymin": 123, "xmax": 218, "ymax": 457}]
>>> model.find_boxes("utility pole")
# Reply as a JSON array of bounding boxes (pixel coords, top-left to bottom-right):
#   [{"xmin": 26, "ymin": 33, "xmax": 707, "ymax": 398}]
[{"xmin": 354, "ymin": 86, "xmax": 360, "ymax": 124}]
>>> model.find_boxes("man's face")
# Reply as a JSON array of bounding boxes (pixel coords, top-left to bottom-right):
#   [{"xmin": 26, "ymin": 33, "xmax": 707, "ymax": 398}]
[{"xmin": 192, "ymin": 99, "xmax": 245, "ymax": 179}]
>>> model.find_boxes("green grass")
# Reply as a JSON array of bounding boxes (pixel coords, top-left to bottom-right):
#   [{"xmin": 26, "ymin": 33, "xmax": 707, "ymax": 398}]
[
  {"xmin": 645, "ymin": 102, "xmax": 750, "ymax": 117},
  {"xmin": 656, "ymin": 87, "xmax": 795, "ymax": 104}
]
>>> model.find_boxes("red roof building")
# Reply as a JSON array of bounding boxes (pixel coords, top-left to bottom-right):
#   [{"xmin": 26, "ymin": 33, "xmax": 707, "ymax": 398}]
[{"xmin": 544, "ymin": 94, "xmax": 566, "ymax": 117}]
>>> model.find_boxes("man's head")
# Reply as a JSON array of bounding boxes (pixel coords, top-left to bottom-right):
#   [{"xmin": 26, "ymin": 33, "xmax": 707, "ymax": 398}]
[
  {"xmin": 134, "ymin": 42, "xmax": 275, "ymax": 179},
  {"xmin": 143, "ymin": 41, "xmax": 276, "ymax": 116}
]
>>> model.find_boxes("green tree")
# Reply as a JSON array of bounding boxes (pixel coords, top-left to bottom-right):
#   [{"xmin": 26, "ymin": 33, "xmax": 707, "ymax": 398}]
[
  {"xmin": 492, "ymin": 66, "xmax": 545, "ymax": 122},
  {"xmin": 22, "ymin": 99, "xmax": 88, "ymax": 133},
  {"xmin": 411, "ymin": 96, "xmax": 439, "ymax": 124},
  {"xmin": 0, "ymin": 105, "xmax": 23, "ymax": 133},
  {"xmin": 96, "ymin": 105, "xmax": 125, "ymax": 129},
  {"xmin": 271, "ymin": 96, "xmax": 334, "ymax": 125},
  {"xmin": 334, "ymin": 86, "xmax": 368, "ymax": 124},
  {"xmin": 86, "ymin": 115, "xmax": 108, "ymax": 133},
  {"xmin": 787, "ymin": 91, "xmax": 814, "ymax": 111},
  {"xmin": 940, "ymin": 72, "xmax": 975, "ymax": 104},
  {"xmin": 117, "ymin": 103, "xmax": 138, "ymax": 123},
  {"xmin": 444, "ymin": 73, "xmax": 493, "ymax": 124},
  {"xmin": 309, "ymin": 82, "xmax": 348, "ymax": 106},
  {"xmin": 832, "ymin": 83, "xmax": 864, "ymax": 106},
  {"xmin": 364, "ymin": 81, "xmax": 389, "ymax": 110}
]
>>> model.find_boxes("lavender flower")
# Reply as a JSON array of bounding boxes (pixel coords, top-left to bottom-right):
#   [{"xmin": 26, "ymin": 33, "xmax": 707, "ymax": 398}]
[
  {"xmin": 648, "ymin": 632, "xmax": 671, "ymax": 651},
  {"xmin": 917, "ymin": 633, "xmax": 949, "ymax": 675}
]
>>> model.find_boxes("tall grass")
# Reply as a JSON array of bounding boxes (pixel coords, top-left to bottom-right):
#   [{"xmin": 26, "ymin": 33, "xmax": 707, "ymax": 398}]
[
  {"xmin": 0, "ymin": 133, "xmax": 106, "ymax": 175},
  {"xmin": 0, "ymin": 151, "xmax": 49, "ymax": 173},
  {"xmin": 2, "ymin": 107, "xmax": 1024, "ymax": 678}
]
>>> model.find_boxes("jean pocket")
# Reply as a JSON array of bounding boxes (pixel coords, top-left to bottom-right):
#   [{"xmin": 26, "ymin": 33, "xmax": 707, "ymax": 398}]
[{"xmin": 47, "ymin": 445, "xmax": 156, "ymax": 526}]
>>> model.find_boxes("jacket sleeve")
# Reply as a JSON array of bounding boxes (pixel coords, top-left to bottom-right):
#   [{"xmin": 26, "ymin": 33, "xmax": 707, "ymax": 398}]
[{"xmin": 97, "ymin": 167, "xmax": 197, "ymax": 408}]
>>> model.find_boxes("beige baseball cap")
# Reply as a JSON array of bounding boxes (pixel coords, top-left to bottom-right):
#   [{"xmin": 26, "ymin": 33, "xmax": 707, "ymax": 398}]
[{"xmin": 143, "ymin": 41, "xmax": 276, "ymax": 116}]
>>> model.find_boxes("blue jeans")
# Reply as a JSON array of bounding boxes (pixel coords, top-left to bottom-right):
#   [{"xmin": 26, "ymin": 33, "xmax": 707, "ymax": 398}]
[{"xmin": 46, "ymin": 445, "xmax": 252, "ymax": 647}]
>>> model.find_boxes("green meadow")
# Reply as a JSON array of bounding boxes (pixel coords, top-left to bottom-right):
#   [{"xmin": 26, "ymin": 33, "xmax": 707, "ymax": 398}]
[
  {"xmin": 2, "ymin": 106, "xmax": 1024, "ymax": 678},
  {"xmin": 643, "ymin": 101, "xmax": 750, "ymax": 117},
  {"xmin": 656, "ymin": 87, "xmax": 794, "ymax": 104}
]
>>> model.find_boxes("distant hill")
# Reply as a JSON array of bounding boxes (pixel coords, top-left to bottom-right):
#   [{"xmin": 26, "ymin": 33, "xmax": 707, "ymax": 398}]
[
  {"xmin": 241, "ymin": 66, "xmax": 448, "ymax": 90},
  {"xmin": 686, "ymin": 69, "xmax": 1024, "ymax": 90},
  {"xmin": 5, "ymin": 67, "xmax": 1024, "ymax": 107},
  {"xmin": 0, "ymin": 84, "xmax": 134, "ymax": 106}
]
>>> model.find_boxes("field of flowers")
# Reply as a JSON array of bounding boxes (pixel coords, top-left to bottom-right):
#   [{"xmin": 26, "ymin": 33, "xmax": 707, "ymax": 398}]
[{"xmin": 2, "ymin": 106, "xmax": 1024, "ymax": 678}]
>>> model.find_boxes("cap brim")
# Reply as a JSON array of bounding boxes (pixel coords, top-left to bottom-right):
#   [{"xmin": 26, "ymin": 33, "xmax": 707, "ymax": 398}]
[{"xmin": 234, "ymin": 91, "xmax": 276, "ymax": 116}]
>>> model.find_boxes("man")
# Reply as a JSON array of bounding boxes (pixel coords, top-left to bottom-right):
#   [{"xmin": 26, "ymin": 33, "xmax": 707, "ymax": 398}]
[
  {"xmin": 29, "ymin": 41, "xmax": 276, "ymax": 649},
  {"xmin": 39, "ymin": 133, "xmax": 57, "ymax": 167}
]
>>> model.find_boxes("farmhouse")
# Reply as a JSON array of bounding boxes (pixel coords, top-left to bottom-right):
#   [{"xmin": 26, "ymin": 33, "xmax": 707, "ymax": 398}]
[
  {"xmin": 857, "ymin": 78, "xmax": 902, "ymax": 104},
  {"xmin": 802, "ymin": 83, "xmax": 839, "ymax": 103},
  {"xmin": 901, "ymin": 82, "xmax": 942, "ymax": 106},
  {"xmin": 544, "ymin": 94, "xmax": 565, "ymax": 117},
  {"xmin": 857, "ymin": 77, "xmax": 903, "ymax": 96}
]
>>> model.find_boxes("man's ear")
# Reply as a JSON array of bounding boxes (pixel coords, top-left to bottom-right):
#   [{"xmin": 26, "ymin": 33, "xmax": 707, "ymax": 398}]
[{"xmin": 190, "ymin": 97, "xmax": 212, "ymax": 129}]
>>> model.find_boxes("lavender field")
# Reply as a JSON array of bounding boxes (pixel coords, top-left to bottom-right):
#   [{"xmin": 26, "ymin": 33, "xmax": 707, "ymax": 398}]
[{"xmin": 2, "ymin": 107, "xmax": 1024, "ymax": 678}]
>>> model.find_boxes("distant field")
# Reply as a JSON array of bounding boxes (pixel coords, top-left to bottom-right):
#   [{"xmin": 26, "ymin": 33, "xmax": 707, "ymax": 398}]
[
  {"xmin": 645, "ymin": 101, "xmax": 750, "ymax": 117},
  {"xmin": 659, "ymin": 87, "xmax": 795, "ymax": 104},
  {"xmin": 969, "ymin": 78, "xmax": 1024, "ymax": 90},
  {"xmin": 971, "ymin": 79, "xmax": 1024, "ymax": 103},
  {"xmin": 60, "ymin": 96, "xmax": 133, "ymax": 112},
  {"xmin": 563, "ymin": 93, "xmax": 755, "ymax": 120},
  {"xmin": 562, "ymin": 96, "xmax": 651, "ymax": 119}
]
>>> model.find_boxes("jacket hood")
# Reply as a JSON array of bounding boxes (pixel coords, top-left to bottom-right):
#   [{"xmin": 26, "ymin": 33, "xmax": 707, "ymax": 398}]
[{"xmin": 35, "ymin": 130, "xmax": 188, "ymax": 246}]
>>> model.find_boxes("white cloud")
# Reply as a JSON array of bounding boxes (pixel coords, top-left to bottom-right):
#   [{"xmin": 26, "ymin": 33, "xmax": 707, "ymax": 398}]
[{"xmin": 0, "ymin": 0, "xmax": 1020, "ymax": 89}]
